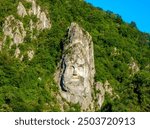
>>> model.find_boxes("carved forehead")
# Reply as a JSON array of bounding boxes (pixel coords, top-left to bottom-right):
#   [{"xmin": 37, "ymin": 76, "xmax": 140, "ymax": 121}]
[
  {"xmin": 66, "ymin": 47, "xmax": 84, "ymax": 61},
  {"xmin": 66, "ymin": 42, "xmax": 85, "ymax": 55},
  {"xmin": 64, "ymin": 41, "xmax": 89, "ymax": 64},
  {"xmin": 65, "ymin": 54, "xmax": 85, "ymax": 64}
]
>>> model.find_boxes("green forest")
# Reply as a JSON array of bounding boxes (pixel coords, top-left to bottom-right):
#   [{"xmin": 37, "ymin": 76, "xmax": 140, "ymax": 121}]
[{"xmin": 0, "ymin": 0, "xmax": 150, "ymax": 112}]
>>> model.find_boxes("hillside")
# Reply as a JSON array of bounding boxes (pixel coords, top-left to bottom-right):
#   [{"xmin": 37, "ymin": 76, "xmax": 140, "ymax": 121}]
[{"xmin": 0, "ymin": 0, "xmax": 150, "ymax": 112}]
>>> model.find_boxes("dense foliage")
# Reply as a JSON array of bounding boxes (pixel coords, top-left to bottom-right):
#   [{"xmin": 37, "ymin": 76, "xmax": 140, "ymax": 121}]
[{"xmin": 0, "ymin": 0, "xmax": 149, "ymax": 111}]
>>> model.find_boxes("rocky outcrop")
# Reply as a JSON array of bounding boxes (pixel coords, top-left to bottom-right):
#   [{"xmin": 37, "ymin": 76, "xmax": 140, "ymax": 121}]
[
  {"xmin": 55, "ymin": 22, "xmax": 95, "ymax": 111},
  {"xmin": 104, "ymin": 80, "xmax": 113, "ymax": 96},
  {"xmin": 14, "ymin": 48, "xmax": 21, "ymax": 58},
  {"xmin": 36, "ymin": 12, "xmax": 51, "ymax": 30},
  {"xmin": 17, "ymin": 2, "xmax": 27, "ymax": 17},
  {"xmin": 27, "ymin": 0, "xmax": 37, "ymax": 15},
  {"xmin": 1, "ymin": 0, "xmax": 51, "ymax": 61},
  {"xmin": 129, "ymin": 58, "xmax": 140, "ymax": 74},
  {"xmin": 95, "ymin": 82, "xmax": 105, "ymax": 108},
  {"xmin": 95, "ymin": 80, "xmax": 116, "ymax": 109},
  {"xmin": 25, "ymin": 0, "xmax": 51, "ymax": 30},
  {"xmin": 3, "ymin": 15, "xmax": 26, "ymax": 48}
]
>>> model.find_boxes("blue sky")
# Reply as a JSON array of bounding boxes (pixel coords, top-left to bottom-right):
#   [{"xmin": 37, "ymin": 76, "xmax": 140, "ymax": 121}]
[{"xmin": 85, "ymin": 0, "xmax": 150, "ymax": 33}]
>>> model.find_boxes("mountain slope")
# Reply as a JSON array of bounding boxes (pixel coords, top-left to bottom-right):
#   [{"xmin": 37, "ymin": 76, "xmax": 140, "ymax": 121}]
[{"xmin": 0, "ymin": 0, "xmax": 150, "ymax": 112}]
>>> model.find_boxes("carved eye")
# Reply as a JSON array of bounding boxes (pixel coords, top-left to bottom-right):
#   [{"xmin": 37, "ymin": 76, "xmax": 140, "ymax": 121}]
[{"xmin": 78, "ymin": 64, "xmax": 84, "ymax": 68}]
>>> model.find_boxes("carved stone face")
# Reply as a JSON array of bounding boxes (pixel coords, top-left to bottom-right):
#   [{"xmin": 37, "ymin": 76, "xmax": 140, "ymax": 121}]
[
  {"xmin": 56, "ymin": 22, "xmax": 95, "ymax": 110},
  {"xmin": 61, "ymin": 43, "xmax": 88, "ymax": 95}
]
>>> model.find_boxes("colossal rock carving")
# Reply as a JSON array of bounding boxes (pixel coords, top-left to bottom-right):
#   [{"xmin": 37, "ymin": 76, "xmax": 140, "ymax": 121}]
[{"xmin": 55, "ymin": 22, "xmax": 95, "ymax": 110}]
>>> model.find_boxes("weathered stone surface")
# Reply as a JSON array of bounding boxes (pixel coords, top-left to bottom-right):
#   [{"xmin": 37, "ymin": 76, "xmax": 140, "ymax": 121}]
[
  {"xmin": 17, "ymin": 2, "xmax": 27, "ymax": 17},
  {"xmin": 14, "ymin": 48, "xmax": 21, "ymax": 58},
  {"xmin": 36, "ymin": 12, "xmax": 51, "ymax": 30},
  {"xmin": 55, "ymin": 22, "xmax": 95, "ymax": 111},
  {"xmin": 95, "ymin": 80, "xmax": 114, "ymax": 109},
  {"xmin": 26, "ymin": 0, "xmax": 51, "ymax": 30},
  {"xmin": 95, "ymin": 82, "xmax": 105, "ymax": 108},
  {"xmin": 1, "ymin": 0, "xmax": 51, "ymax": 61},
  {"xmin": 27, "ymin": 50, "xmax": 34, "ymax": 60},
  {"xmin": 104, "ymin": 80, "xmax": 113, "ymax": 96},
  {"xmin": 37, "ymin": 6, "xmax": 41, "ymax": 18},
  {"xmin": 26, "ymin": 0, "xmax": 37, "ymax": 15},
  {"xmin": 31, "ymin": 0, "xmax": 37, "ymax": 15},
  {"xmin": 129, "ymin": 58, "xmax": 140, "ymax": 74},
  {"xmin": 3, "ymin": 15, "xmax": 26, "ymax": 48}
]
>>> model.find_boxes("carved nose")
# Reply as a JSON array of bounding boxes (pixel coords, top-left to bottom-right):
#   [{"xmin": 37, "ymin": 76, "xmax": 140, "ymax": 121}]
[
  {"xmin": 73, "ymin": 69, "xmax": 78, "ymax": 76},
  {"xmin": 73, "ymin": 66, "xmax": 78, "ymax": 76}
]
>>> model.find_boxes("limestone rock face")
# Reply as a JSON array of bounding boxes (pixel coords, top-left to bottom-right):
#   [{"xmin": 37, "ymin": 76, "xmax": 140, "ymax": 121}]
[
  {"xmin": 25, "ymin": 0, "xmax": 51, "ymax": 30},
  {"xmin": 104, "ymin": 80, "xmax": 113, "ymax": 96},
  {"xmin": 3, "ymin": 15, "xmax": 26, "ymax": 48},
  {"xmin": 36, "ymin": 12, "xmax": 51, "ymax": 30},
  {"xmin": 1, "ymin": 0, "xmax": 51, "ymax": 61},
  {"xmin": 14, "ymin": 48, "xmax": 21, "ymax": 58},
  {"xmin": 95, "ymin": 80, "xmax": 119, "ymax": 109},
  {"xmin": 17, "ymin": 2, "xmax": 27, "ymax": 17},
  {"xmin": 27, "ymin": 50, "xmax": 34, "ymax": 60},
  {"xmin": 55, "ymin": 22, "xmax": 95, "ymax": 110},
  {"xmin": 129, "ymin": 58, "xmax": 140, "ymax": 74},
  {"xmin": 95, "ymin": 82, "xmax": 105, "ymax": 108}
]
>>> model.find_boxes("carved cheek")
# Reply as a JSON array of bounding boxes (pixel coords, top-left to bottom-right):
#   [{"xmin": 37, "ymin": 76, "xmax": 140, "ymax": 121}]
[
  {"xmin": 78, "ymin": 66, "xmax": 85, "ymax": 76},
  {"xmin": 65, "ymin": 65, "xmax": 73, "ymax": 76}
]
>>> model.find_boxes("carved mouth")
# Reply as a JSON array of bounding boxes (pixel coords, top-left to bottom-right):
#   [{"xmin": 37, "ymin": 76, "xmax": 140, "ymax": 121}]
[{"xmin": 71, "ymin": 75, "xmax": 79, "ymax": 80}]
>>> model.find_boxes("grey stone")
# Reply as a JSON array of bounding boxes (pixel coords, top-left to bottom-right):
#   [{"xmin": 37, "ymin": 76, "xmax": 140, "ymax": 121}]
[
  {"xmin": 1, "ymin": 0, "xmax": 51, "ymax": 61},
  {"xmin": 95, "ymin": 82, "xmax": 105, "ymax": 109},
  {"xmin": 17, "ymin": 2, "xmax": 27, "ymax": 17},
  {"xmin": 3, "ymin": 15, "xmax": 26, "ymax": 48},
  {"xmin": 27, "ymin": 50, "xmax": 34, "ymax": 60},
  {"xmin": 129, "ymin": 57, "xmax": 140, "ymax": 74},
  {"xmin": 55, "ymin": 22, "xmax": 95, "ymax": 111},
  {"xmin": 14, "ymin": 47, "xmax": 21, "ymax": 58},
  {"xmin": 36, "ymin": 12, "xmax": 51, "ymax": 30},
  {"xmin": 26, "ymin": 0, "xmax": 51, "ymax": 30}
]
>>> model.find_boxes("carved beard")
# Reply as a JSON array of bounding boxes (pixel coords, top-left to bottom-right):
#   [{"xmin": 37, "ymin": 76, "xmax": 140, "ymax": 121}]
[
  {"xmin": 63, "ymin": 60, "xmax": 85, "ymax": 89},
  {"xmin": 60, "ymin": 42, "xmax": 90, "ymax": 95},
  {"xmin": 60, "ymin": 53, "xmax": 87, "ymax": 94}
]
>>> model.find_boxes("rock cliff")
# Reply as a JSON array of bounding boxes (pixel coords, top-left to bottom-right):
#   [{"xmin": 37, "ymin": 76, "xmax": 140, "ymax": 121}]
[
  {"xmin": 55, "ymin": 22, "xmax": 95, "ymax": 111},
  {"xmin": 0, "ymin": 0, "xmax": 149, "ymax": 112},
  {"xmin": 3, "ymin": 15, "xmax": 26, "ymax": 48},
  {"xmin": 25, "ymin": 0, "xmax": 51, "ymax": 30},
  {"xmin": 0, "ymin": 1, "xmax": 117, "ymax": 111},
  {"xmin": 95, "ymin": 80, "xmax": 117, "ymax": 109},
  {"xmin": 17, "ymin": 2, "xmax": 27, "ymax": 17}
]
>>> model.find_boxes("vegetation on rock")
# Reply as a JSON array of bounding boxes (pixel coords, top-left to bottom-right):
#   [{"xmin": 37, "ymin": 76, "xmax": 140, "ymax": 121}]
[{"xmin": 0, "ymin": 0, "xmax": 149, "ymax": 111}]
